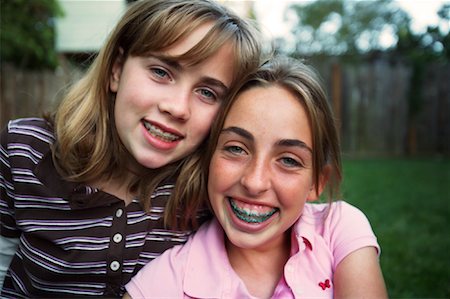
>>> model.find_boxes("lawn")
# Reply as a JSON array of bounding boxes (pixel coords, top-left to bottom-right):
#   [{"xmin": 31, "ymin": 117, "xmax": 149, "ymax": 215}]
[{"xmin": 341, "ymin": 158, "xmax": 449, "ymax": 298}]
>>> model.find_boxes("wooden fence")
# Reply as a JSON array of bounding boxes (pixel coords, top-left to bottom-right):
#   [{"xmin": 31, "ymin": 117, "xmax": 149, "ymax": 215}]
[
  {"xmin": 1, "ymin": 56, "xmax": 449, "ymax": 156},
  {"xmin": 311, "ymin": 55, "xmax": 449, "ymax": 156},
  {"xmin": 1, "ymin": 61, "xmax": 82, "ymax": 128}
]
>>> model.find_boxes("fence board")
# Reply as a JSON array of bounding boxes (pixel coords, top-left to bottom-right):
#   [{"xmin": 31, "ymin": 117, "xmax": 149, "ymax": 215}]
[
  {"xmin": 311, "ymin": 55, "xmax": 448, "ymax": 156},
  {"xmin": 1, "ymin": 62, "xmax": 83, "ymax": 127}
]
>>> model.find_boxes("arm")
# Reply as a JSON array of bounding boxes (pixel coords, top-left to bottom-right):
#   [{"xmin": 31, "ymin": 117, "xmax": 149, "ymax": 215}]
[
  {"xmin": 0, "ymin": 236, "xmax": 19, "ymax": 289},
  {"xmin": 333, "ymin": 246, "xmax": 388, "ymax": 299},
  {"xmin": 122, "ymin": 292, "xmax": 131, "ymax": 299},
  {"xmin": 0, "ymin": 123, "xmax": 20, "ymax": 289}
]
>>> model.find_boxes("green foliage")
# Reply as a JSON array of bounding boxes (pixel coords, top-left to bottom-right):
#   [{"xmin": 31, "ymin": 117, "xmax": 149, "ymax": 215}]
[
  {"xmin": 438, "ymin": 4, "xmax": 450, "ymax": 59},
  {"xmin": 0, "ymin": 0, "xmax": 64, "ymax": 70},
  {"xmin": 342, "ymin": 158, "xmax": 449, "ymax": 298},
  {"xmin": 289, "ymin": 0, "xmax": 411, "ymax": 55},
  {"xmin": 395, "ymin": 4, "xmax": 449, "ymax": 119},
  {"xmin": 288, "ymin": 0, "xmax": 449, "ymax": 60}
]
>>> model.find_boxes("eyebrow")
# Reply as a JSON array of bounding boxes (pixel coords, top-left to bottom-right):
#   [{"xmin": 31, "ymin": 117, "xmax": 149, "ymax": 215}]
[
  {"xmin": 221, "ymin": 126, "xmax": 253, "ymax": 141},
  {"xmin": 202, "ymin": 78, "xmax": 230, "ymax": 95},
  {"xmin": 277, "ymin": 139, "xmax": 313, "ymax": 153},
  {"xmin": 153, "ymin": 55, "xmax": 230, "ymax": 94},
  {"xmin": 157, "ymin": 56, "xmax": 183, "ymax": 71},
  {"xmin": 221, "ymin": 126, "xmax": 313, "ymax": 153}
]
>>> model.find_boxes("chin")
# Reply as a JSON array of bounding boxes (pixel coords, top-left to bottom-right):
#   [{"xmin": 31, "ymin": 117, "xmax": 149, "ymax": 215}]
[{"xmin": 227, "ymin": 235, "xmax": 264, "ymax": 250}]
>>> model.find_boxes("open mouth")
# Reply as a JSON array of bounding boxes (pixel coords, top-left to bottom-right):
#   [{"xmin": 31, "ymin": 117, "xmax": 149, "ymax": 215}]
[
  {"xmin": 143, "ymin": 121, "xmax": 181, "ymax": 142},
  {"xmin": 229, "ymin": 198, "xmax": 278, "ymax": 224}
]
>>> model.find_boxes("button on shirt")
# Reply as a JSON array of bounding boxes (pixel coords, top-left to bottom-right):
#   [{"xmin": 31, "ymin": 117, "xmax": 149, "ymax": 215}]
[{"xmin": 126, "ymin": 201, "xmax": 380, "ymax": 298}]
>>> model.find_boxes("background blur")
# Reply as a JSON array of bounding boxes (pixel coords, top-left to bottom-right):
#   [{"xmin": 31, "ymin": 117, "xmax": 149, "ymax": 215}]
[{"xmin": 1, "ymin": 0, "xmax": 449, "ymax": 297}]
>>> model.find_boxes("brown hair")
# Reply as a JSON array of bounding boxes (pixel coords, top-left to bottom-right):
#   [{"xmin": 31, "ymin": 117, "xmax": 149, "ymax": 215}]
[{"xmin": 51, "ymin": 0, "xmax": 262, "ymax": 229}]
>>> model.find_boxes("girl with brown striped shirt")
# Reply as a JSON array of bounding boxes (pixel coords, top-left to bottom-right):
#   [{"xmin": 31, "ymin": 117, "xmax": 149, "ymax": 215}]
[{"xmin": 0, "ymin": 0, "xmax": 262, "ymax": 297}]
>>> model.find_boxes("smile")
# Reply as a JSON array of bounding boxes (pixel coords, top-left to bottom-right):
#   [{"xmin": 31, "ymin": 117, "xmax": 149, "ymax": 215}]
[
  {"xmin": 143, "ymin": 121, "xmax": 181, "ymax": 142},
  {"xmin": 229, "ymin": 198, "xmax": 278, "ymax": 224}
]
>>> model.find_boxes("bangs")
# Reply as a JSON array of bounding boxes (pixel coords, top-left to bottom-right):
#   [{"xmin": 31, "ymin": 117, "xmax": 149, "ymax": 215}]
[
  {"xmin": 125, "ymin": 2, "xmax": 237, "ymax": 59},
  {"xmin": 173, "ymin": 21, "xmax": 237, "ymax": 67},
  {"xmin": 125, "ymin": 14, "xmax": 239, "ymax": 74}
]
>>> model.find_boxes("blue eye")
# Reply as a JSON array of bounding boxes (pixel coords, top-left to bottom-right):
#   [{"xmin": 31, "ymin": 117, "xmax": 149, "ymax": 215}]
[
  {"xmin": 197, "ymin": 88, "xmax": 218, "ymax": 103},
  {"xmin": 225, "ymin": 145, "xmax": 245, "ymax": 155},
  {"xmin": 151, "ymin": 67, "xmax": 169, "ymax": 78},
  {"xmin": 200, "ymin": 89, "xmax": 214, "ymax": 98},
  {"xmin": 280, "ymin": 157, "xmax": 302, "ymax": 168}
]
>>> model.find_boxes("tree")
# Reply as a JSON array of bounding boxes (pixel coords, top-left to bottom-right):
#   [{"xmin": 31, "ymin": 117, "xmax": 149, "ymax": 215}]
[
  {"xmin": 288, "ymin": 0, "xmax": 411, "ymax": 56},
  {"xmin": 0, "ymin": 0, "xmax": 64, "ymax": 70},
  {"xmin": 436, "ymin": 3, "xmax": 449, "ymax": 60},
  {"xmin": 394, "ymin": 3, "xmax": 450, "ymax": 154}
]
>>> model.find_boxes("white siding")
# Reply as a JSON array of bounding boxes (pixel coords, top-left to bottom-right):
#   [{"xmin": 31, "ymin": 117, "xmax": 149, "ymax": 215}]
[{"xmin": 56, "ymin": 0, "xmax": 126, "ymax": 52}]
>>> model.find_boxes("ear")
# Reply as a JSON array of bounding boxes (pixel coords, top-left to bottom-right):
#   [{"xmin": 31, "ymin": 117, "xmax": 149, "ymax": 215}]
[
  {"xmin": 110, "ymin": 48, "xmax": 124, "ymax": 92},
  {"xmin": 306, "ymin": 165, "xmax": 331, "ymax": 202}
]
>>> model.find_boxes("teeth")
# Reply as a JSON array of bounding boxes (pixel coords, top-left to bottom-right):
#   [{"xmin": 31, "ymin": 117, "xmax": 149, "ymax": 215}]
[
  {"xmin": 229, "ymin": 198, "xmax": 278, "ymax": 224},
  {"xmin": 143, "ymin": 122, "xmax": 180, "ymax": 142}
]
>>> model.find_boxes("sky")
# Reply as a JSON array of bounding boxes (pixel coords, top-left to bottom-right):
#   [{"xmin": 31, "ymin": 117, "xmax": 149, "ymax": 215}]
[
  {"xmin": 397, "ymin": 0, "xmax": 448, "ymax": 32},
  {"xmin": 253, "ymin": 0, "xmax": 449, "ymax": 41}
]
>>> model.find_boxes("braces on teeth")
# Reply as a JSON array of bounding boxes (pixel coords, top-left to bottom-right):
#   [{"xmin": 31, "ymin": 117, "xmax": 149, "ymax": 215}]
[
  {"xmin": 144, "ymin": 122, "xmax": 179, "ymax": 141},
  {"xmin": 230, "ymin": 199, "xmax": 277, "ymax": 223}
]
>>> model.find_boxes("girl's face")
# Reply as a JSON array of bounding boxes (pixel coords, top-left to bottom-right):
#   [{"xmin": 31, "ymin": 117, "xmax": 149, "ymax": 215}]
[
  {"xmin": 110, "ymin": 23, "xmax": 235, "ymax": 170},
  {"xmin": 208, "ymin": 85, "xmax": 322, "ymax": 252}
]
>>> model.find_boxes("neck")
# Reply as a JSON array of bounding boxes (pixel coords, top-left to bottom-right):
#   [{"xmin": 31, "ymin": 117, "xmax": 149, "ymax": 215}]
[
  {"xmin": 226, "ymin": 231, "xmax": 291, "ymax": 299},
  {"xmin": 89, "ymin": 173, "xmax": 137, "ymax": 205}
]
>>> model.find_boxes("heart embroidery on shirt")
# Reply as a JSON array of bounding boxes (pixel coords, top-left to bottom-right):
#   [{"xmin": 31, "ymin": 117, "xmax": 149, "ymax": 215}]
[{"xmin": 319, "ymin": 279, "xmax": 331, "ymax": 290}]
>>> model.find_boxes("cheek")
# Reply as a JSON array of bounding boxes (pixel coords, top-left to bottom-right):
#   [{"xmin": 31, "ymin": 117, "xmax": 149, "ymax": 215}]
[
  {"xmin": 113, "ymin": 104, "xmax": 128, "ymax": 135},
  {"xmin": 208, "ymin": 155, "xmax": 222, "ymax": 188},
  {"xmin": 114, "ymin": 76, "xmax": 151, "ymax": 112},
  {"xmin": 208, "ymin": 155, "xmax": 232, "ymax": 192},
  {"xmin": 207, "ymin": 156, "xmax": 221, "ymax": 208},
  {"xmin": 275, "ymin": 176, "xmax": 314, "ymax": 207},
  {"xmin": 195, "ymin": 105, "xmax": 220, "ymax": 128}
]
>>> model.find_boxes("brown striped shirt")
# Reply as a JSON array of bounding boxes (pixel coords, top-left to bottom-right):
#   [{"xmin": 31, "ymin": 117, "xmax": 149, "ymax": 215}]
[{"xmin": 0, "ymin": 118, "xmax": 210, "ymax": 298}]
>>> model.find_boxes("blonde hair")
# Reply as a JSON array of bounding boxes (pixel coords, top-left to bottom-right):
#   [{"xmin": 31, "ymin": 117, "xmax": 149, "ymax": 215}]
[
  {"xmin": 187, "ymin": 56, "xmax": 343, "ymax": 222},
  {"xmin": 51, "ymin": 0, "xmax": 262, "ymax": 229}
]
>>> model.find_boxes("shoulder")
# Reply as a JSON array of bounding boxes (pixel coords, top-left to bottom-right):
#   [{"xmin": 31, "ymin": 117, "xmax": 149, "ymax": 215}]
[
  {"xmin": 1, "ymin": 118, "xmax": 54, "ymax": 165},
  {"xmin": 326, "ymin": 201, "xmax": 373, "ymax": 230},
  {"xmin": 2, "ymin": 118, "xmax": 55, "ymax": 145},
  {"xmin": 299, "ymin": 201, "xmax": 379, "ymax": 269},
  {"xmin": 327, "ymin": 201, "xmax": 380, "ymax": 267},
  {"xmin": 326, "ymin": 201, "xmax": 370, "ymax": 222},
  {"xmin": 301, "ymin": 201, "xmax": 371, "ymax": 228}
]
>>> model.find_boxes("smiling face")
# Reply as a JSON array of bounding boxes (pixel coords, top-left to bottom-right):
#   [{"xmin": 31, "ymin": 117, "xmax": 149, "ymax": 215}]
[
  {"xmin": 208, "ymin": 85, "xmax": 324, "ymax": 252},
  {"xmin": 110, "ymin": 23, "xmax": 235, "ymax": 170}
]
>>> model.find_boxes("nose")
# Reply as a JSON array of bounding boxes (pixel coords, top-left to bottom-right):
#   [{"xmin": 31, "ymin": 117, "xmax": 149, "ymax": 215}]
[
  {"xmin": 240, "ymin": 157, "xmax": 271, "ymax": 196},
  {"xmin": 158, "ymin": 87, "xmax": 191, "ymax": 121}
]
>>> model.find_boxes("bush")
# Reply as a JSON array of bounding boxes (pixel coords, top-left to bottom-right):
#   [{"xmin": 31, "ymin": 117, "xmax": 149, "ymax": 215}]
[{"xmin": 0, "ymin": 0, "xmax": 64, "ymax": 70}]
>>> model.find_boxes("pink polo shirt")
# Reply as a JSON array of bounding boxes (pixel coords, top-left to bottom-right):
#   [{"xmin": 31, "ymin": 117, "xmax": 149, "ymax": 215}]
[{"xmin": 126, "ymin": 201, "xmax": 380, "ymax": 298}]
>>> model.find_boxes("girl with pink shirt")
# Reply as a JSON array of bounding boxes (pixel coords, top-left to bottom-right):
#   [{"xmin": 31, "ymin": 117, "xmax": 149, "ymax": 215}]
[{"xmin": 125, "ymin": 56, "xmax": 387, "ymax": 298}]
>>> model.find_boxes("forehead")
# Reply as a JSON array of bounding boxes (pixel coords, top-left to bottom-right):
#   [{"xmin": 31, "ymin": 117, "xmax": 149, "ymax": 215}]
[
  {"xmin": 161, "ymin": 22, "xmax": 214, "ymax": 57},
  {"xmin": 153, "ymin": 21, "xmax": 237, "ymax": 69},
  {"xmin": 224, "ymin": 86, "xmax": 313, "ymax": 146}
]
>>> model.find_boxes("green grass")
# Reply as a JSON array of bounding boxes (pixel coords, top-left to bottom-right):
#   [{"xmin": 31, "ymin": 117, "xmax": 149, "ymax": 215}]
[{"xmin": 341, "ymin": 158, "xmax": 449, "ymax": 299}]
